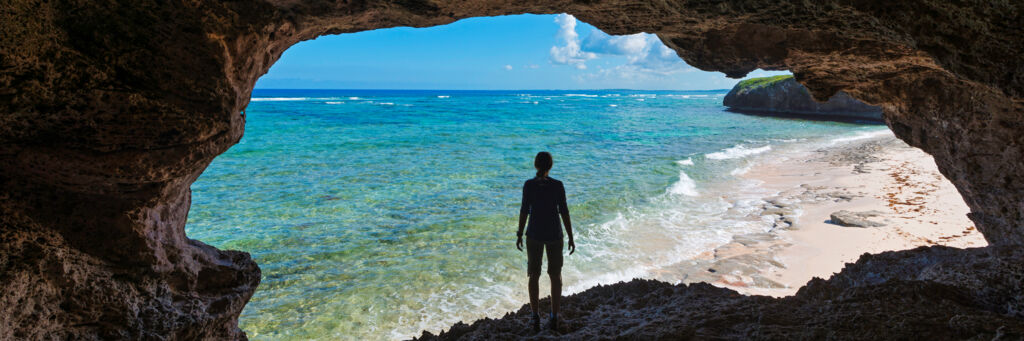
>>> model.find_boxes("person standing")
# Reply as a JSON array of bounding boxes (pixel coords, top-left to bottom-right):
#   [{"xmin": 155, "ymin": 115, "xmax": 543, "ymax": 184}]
[{"xmin": 516, "ymin": 151, "xmax": 575, "ymax": 331}]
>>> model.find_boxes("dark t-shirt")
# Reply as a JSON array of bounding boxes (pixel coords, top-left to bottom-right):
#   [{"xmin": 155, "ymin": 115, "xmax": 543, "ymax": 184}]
[{"xmin": 520, "ymin": 177, "xmax": 568, "ymax": 242}]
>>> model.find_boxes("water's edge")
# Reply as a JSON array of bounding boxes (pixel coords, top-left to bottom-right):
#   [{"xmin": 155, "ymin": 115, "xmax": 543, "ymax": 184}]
[{"xmin": 187, "ymin": 89, "xmax": 886, "ymax": 340}]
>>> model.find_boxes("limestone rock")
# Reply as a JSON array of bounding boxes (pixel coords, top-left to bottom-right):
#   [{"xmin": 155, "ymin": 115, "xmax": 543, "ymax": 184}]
[
  {"xmin": 416, "ymin": 246, "xmax": 1024, "ymax": 340},
  {"xmin": 830, "ymin": 210, "xmax": 888, "ymax": 227},
  {"xmin": 724, "ymin": 76, "xmax": 884, "ymax": 122},
  {"xmin": 1, "ymin": 0, "xmax": 1023, "ymax": 338}
]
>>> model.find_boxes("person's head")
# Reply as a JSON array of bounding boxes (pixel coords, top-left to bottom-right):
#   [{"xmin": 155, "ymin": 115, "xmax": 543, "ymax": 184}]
[{"xmin": 534, "ymin": 151, "xmax": 553, "ymax": 178}]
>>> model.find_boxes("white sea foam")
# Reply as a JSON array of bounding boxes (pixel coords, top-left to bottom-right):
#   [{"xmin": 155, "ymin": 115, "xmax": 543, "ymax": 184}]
[
  {"xmin": 565, "ymin": 263, "xmax": 651, "ymax": 294},
  {"xmin": 636, "ymin": 98, "xmax": 646, "ymax": 101},
  {"xmin": 250, "ymin": 97, "xmax": 308, "ymax": 101},
  {"xmin": 829, "ymin": 129, "xmax": 891, "ymax": 145},
  {"xmin": 564, "ymin": 179, "xmax": 780, "ymax": 295},
  {"xmin": 706, "ymin": 144, "xmax": 772, "ymax": 160},
  {"xmin": 565, "ymin": 94, "xmax": 598, "ymax": 97},
  {"xmin": 436, "ymin": 95, "xmax": 450, "ymax": 98},
  {"xmin": 252, "ymin": 97, "xmax": 351, "ymax": 102},
  {"xmin": 536, "ymin": 154, "xmax": 793, "ymax": 317},
  {"xmin": 668, "ymin": 170, "xmax": 699, "ymax": 196},
  {"xmin": 609, "ymin": 104, "xmax": 618, "ymax": 107},
  {"xmin": 730, "ymin": 164, "xmax": 753, "ymax": 176},
  {"xmin": 378, "ymin": 102, "xmax": 395, "ymax": 105},
  {"xmin": 664, "ymin": 94, "xmax": 702, "ymax": 99},
  {"xmin": 324, "ymin": 101, "xmax": 344, "ymax": 105},
  {"xmin": 348, "ymin": 96, "xmax": 362, "ymax": 100}
]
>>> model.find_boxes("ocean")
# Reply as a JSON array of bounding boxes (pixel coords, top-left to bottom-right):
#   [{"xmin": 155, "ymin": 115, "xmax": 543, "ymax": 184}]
[{"xmin": 185, "ymin": 89, "xmax": 887, "ymax": 340}]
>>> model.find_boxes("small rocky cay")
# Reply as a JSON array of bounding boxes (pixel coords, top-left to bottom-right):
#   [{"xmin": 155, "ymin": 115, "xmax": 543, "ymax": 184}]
[{"xmin": 723, "ymin": 75, "xmax": 883, "ymax": 122}]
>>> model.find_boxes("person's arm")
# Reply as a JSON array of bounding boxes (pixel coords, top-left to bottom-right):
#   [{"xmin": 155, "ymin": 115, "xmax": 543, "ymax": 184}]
[
  {"xmin": 558, "ymin": 182, "xmax": 575, "ymax": 255},
  {"xmin": 560, "ymin": 211, "xmax": 574, "ymax": 255},
  {"xmin": 517, "ymin": 182, "xmax": 529, "ymax": 251}
]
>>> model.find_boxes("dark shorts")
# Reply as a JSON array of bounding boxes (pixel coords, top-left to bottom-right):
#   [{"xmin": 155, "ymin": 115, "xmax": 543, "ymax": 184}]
[{"xmin": 526, "ymin": 237, "xmax": 563, "ymax": 276}]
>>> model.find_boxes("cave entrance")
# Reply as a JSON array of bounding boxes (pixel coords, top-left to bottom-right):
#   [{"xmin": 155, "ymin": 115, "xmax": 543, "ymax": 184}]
[{"xmin": 184, "ymin": 14, "xmax": 983, "ymax": 340}]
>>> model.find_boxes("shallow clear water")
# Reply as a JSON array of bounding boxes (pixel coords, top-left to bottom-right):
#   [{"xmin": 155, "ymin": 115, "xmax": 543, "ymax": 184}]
[{"xmin": 186, "ymin": 89, "xmax": 885, "ymax": 340}]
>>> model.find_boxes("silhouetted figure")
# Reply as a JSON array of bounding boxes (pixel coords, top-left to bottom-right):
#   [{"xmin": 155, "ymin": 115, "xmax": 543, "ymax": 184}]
[{"xmin": 516, "ymin": 151, "xmax": 575, "ymax": 332}]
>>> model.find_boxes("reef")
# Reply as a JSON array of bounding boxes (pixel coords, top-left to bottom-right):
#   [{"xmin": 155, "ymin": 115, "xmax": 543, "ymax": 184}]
[
  {"xmin": 724, "ymin": 75, "xmax": 883, "ymax": 122},
  {"xmin": 1, "ymin": 0, "xmax": 1022, "ymax": 339}
]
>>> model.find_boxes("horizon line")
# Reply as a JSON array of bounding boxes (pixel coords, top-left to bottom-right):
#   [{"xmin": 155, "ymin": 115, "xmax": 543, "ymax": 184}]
[{"xmin": 252, "ymin": 88, "xmax": 733, "ymax": 92}]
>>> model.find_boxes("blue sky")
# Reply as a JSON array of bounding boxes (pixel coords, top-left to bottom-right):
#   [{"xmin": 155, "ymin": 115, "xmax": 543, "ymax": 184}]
[{"xmin": 255, "ymin": 14, "xmax": 789, "ymax": 90}]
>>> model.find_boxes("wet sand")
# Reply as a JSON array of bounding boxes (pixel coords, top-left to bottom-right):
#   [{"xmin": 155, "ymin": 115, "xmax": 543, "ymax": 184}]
[{"xmin": 667, "ymin": 131, "xmax": 987, "ymax": 297}]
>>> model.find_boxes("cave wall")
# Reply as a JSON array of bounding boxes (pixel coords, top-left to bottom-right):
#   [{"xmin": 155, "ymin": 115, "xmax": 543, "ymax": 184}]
[{"xmin": 1, "ymin": 0, "xmax": 1021, "ymax": 338}]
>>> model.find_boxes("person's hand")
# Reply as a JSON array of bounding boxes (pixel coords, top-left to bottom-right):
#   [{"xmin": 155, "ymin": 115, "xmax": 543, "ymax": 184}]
[
  {"xmin": 568, "ymin": 237, "xmax": 575, "ymax": 255},
  {"xmin": 516, "ymin": 235, "xmax": 523, "ymax": 251}
]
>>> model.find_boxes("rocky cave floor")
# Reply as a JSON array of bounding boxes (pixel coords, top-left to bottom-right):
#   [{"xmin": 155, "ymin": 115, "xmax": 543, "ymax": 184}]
[{"xmin": 415, "ymin": 246, "xmax": 1024, "ymax": 340}]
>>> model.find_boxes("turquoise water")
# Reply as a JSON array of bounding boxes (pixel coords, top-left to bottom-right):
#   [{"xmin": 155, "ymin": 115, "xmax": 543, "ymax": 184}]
[{"xmin": 186, "ymin": 89, "xmax": 884, "ymax": 340}]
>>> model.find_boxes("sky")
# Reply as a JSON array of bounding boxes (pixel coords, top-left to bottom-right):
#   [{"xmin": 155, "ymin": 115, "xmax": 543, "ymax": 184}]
[{"xmin": 254, "ymin": 14, "xmax": 790, "ymax": 90}]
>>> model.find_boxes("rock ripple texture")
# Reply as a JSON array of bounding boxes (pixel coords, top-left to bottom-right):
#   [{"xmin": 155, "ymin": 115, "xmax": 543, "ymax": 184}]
[{"xmin": 1, "ymin": 0, "xmax": 1022, "ymax": 339}]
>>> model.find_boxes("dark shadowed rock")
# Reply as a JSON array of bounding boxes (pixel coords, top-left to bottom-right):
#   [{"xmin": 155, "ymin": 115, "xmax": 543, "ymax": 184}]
[
  {"xmin": 415, "ymin": 246, "xmax": 1024, "ymax": 340},
  {"xmin": 2, "ymin": 0, "xmax": 1023, "ymax": 338},
  {"xmin": 724, "ymin": 75, "xmax": 883, "ymax": 122}
]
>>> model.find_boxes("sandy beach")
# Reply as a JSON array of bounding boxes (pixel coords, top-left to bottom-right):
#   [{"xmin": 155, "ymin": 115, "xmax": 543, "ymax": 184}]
[
  {"xmin": 414, "ymin": 129, "xmax": 1024, "ymax": 340},
  {"xmin": 672, "ymin": 130, "xmax": 988, "ymax": 297}
]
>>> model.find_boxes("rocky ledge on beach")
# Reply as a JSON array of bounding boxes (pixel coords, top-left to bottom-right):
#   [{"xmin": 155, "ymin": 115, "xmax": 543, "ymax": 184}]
[
  {"xmin": 416, "ymin": 245, "xmax": 1024, "ymax": 340},
  {"xmin": 723, "ymin": 76, "xmax": 883, "ymax": 122}
]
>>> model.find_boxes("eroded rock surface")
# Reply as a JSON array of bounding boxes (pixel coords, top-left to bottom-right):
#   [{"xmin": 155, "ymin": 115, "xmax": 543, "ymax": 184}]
[
  {"xmin": 416, "ymin": 246, "xmax": 1024, "ymax": 340},
  {"xmin": 830, "ymin": 210, "xmax": 887, "ymax": 227},
  {"xmin": 723, "ymin": 76, "xmax": 883, "ymax": 122},
  {"xmin": 1, "ymin": 0, "xmax": 1022, "ymax": 338}
]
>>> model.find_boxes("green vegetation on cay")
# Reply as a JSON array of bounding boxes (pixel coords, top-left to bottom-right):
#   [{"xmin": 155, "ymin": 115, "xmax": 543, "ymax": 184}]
[{"xmin": 734, "ymin": 75, "xmax": 794, "ymax": 91}]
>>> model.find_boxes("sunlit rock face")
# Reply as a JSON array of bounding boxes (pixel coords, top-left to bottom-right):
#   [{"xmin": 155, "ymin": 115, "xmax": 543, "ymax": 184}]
[
  {"xmin": 1, "ymin": 0, "xmax": 1021, "ymax": 339},
  {"xmin": 723, "ymin": 76, "xmax": 884, "ymax": 122}
]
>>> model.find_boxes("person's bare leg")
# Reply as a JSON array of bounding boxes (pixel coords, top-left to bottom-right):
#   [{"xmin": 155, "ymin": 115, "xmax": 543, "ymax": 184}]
[
  {"xmin": 528, "ymin": 273, "xmax": 540, "ymax": 314},
  {"xmin": 548, "ymin": 241, "xmax": 564, "ymax": 318},
  {"xmin": 549, "ymin": 272, "xmax": 561, "ymax": 316}
]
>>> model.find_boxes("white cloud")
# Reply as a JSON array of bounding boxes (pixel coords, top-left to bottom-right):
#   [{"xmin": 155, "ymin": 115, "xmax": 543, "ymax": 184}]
[
  {"xmin": 504, "ymin": 64, "xmax": 513, "ymax": 71},
  {"xmin": 581, "ymin": 31, "xmax": 648, "ymax": 56},
  {"xmin": 550, "ymin": 14, "xmax": 691, "ymax": 79},
  {"xmin": 525, "ymin": 64, "xmax": 540, "ymax": 69},
  {"xmin": 549, "ymin": 14, "xmax": 596, "ymax": 69}
]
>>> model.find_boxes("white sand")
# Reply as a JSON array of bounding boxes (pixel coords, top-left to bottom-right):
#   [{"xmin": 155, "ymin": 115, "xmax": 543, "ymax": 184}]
[{"xmin": 704, "ymin": 131, "xmax": 986, "ymax": 297}]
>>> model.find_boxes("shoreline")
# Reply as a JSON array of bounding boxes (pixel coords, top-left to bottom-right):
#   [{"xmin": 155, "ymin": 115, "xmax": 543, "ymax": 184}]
[
  {"xmin": 415, "ymin": 129, "xmax": 1021, "ymax": 340},
  {"xmin": 674, "ymin": 130, "xmax": 987, "ymax": 297},
  {"xmin": 723, "ymin": 108, "xmax": 886, "ymax": 124}
]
